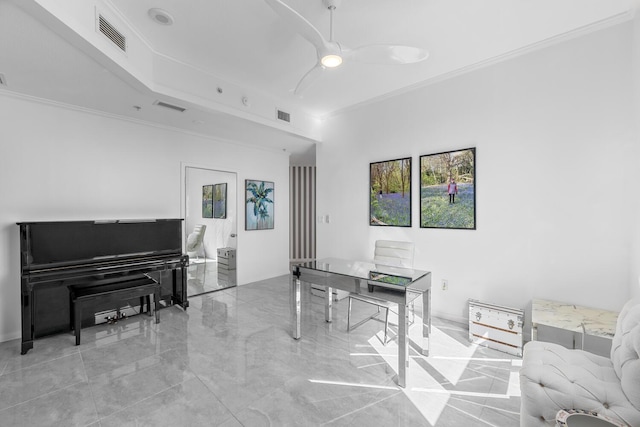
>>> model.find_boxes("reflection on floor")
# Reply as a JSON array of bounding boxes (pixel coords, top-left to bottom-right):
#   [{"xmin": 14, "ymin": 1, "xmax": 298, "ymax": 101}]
[
  {"xmin": 0, "ymin": 275, "xmax": 521, "ymax": 426},
  {"xmin": 187, "ymin": 258, "xmax": 236, "ymax": 297}
]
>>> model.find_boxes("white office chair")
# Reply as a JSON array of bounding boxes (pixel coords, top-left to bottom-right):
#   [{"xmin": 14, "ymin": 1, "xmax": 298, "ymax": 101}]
[
  {"xmin": 347, "ymin": 240, "xmax": 415, "ymax": 344},
  {"xmin": 186, "ymin": 224, "xmax": 207, "ymax": 262}
]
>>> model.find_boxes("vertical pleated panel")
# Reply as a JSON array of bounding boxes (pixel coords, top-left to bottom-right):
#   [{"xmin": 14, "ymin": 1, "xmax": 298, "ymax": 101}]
[{"xmin": 290, "ymin": 166, "xmax": 316, "ymax": 262}]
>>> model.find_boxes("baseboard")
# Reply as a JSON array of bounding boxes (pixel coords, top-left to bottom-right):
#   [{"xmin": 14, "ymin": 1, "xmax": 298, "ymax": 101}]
[
  {"xmin": 0, "ymin": 330, "xmax": 21, "ymax": 344},
  {"xmin": 432, "ymin": 310, "xmax": 467, "ymax": 328}
]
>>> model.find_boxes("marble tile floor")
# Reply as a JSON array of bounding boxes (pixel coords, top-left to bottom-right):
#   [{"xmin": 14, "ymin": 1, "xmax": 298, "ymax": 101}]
[{"xmin": 0, "ymin": 276, "xmax": 522, "ymax": 426}]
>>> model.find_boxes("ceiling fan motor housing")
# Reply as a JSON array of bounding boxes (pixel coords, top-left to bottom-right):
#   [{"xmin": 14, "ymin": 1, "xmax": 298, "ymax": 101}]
[{"xmin": 323, "ymin": 0, "xmax": 341, "ymax": 10}]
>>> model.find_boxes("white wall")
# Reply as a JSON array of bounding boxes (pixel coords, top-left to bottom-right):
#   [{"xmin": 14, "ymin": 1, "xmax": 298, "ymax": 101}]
[
  {"xmin": 185, "ymin": 167, "xmax": 237, "ymax": 259},
  {"xmin": 317, "ymin": 22, "xmax": 636, "ymax": 324},
  {"xmin": 631, "ymin": 12, "xmax": 640, "ymax": 300},
  {"xmin": 0, "ymin": 94, "xmax": 290, "ymax": 342}
]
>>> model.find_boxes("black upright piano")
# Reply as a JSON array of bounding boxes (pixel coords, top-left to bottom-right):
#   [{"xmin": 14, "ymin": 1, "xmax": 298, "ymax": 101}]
[{"xmin": 18, "ymin": 219, "xmax": 189, "ymax": 355}]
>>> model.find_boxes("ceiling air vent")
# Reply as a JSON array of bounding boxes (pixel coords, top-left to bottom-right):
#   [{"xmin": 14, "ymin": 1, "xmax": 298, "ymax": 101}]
[
  {"xmin": 153, "ymin": 100, "xmax": 187, "ymax": 113},
  {"xmin": 98, "ymin": 14, "xmax": 126, "ymax": 52},
  {"xmin": 277, "ymin": 109, "xmax": 291, "ymax": 123}
]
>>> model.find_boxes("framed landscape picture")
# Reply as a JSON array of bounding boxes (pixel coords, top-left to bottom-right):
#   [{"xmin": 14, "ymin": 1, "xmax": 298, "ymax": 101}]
[
  {"xmin": 213, "ymin": 183, "xmax": 227, "ymax": 219},
  {"xmin": 245, "ymin": 179, "xmax": 274, "ymax": 230},
  {"xmin": 420, "ymin": 147, "xmax": 476, "ymax": 229},
  {"xmin": 370, "ymin": 157, "xmax": 411, "ymax": 227},
  {"xmin": 202, "ymin": 185, "xmax": 213, "ymax": 218}
]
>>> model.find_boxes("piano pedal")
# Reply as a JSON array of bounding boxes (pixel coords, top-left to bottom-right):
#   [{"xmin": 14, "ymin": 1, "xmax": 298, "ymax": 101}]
[
  {"xmin": 104, "ymin": 312, "xmax": 127, "ymax": 324},
  {"xmin": 104, "ymin": 310, "xmax": 129, "ymax": 325}
]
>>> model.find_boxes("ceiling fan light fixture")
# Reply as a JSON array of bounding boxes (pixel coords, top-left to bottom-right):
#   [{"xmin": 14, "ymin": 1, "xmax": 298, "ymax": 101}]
[{"xmin": 321, "ymin": 54, "xmax": 342, "ymax": 68}]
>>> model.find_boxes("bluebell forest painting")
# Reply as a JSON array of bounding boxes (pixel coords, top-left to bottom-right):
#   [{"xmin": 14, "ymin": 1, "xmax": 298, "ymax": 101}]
[
  {"xmin": 420, "ymin": 147, "xmax": 476, "ymax": 229},
  {"xmin": 246, "ymin": 180, "xmax": 274, "ymax": 230},
  {"xmin": 213, "ymin": 183, "xmax": 227, "ymax": 219},
  {"xmin": 370, "ymin": 157, "xmax": 411, "ymax": 227},
  {"xmin": 202, "ymin": 185, "xmax": 213, "ymax": 218}
]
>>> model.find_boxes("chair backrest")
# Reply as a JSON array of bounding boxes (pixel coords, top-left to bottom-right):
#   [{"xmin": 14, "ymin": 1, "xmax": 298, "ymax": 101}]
[
  {"xmin": 373, "ymin": 240, "xmax": 414, "ymax": 268},
  {"xmin": 610, "ymin": 298, "xmax": 640, "ymax": 411},
  {"xmin": 186, "ymin": 224, "xmax": 206, "ymax": 251},
  {"xmin": 192, "ymin": 224, "xmax": 206, "ymax": 242}
]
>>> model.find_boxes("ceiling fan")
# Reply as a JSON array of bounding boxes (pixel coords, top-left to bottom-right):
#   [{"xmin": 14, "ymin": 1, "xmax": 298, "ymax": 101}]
[{"xmin": 264, "ymin": 0, "xmax": 429, "ymax": 95}]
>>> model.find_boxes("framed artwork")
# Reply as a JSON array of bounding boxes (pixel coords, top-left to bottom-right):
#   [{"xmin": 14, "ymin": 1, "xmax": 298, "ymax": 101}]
[
  {"xmin": 420, "ymin": 147, "xmax": 476, "ymax": 229},
  {"xmin": 213, "ymin": 183, "xmax": 227, "ymax": 219},
  {"xmin": 370, "ymin": 157, "xmax": 411, "ymax": 227},
  {"xmin": 202, "ymin": 185, "xmax": 213, "ymax": 218},
  {"xmin": 245, "ymin": 179, "xmax": 274, "ymax": 230}
]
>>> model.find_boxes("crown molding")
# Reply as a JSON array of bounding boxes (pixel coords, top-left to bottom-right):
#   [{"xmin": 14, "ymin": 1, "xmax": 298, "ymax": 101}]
[{"xmin": 323, "ymin": 10, "xmax": 635, "ymax": 120}]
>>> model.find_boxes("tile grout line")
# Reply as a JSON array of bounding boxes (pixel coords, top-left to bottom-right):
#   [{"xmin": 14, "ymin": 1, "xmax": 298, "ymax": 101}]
[
  {"xmin": 193, "ymin": 375, "xmax": 245, "ymax": 427},
  {"xmin": 0, "ymin": 378, "xmax": 88, "ymax": 414},
  {"xmin": 320, "ymin": 389, "xmax": 401, "ymax": 425},
  {"xmin": 88, "ymin": 345, "xmax": 197, "ymax": 421},
  {"xmin": 94, "ymin": 378, "xmax": 191, "ymax": 423},
  {"xmin": 2, "ymin": 348, "xmax": 81, "ymax": 376},
  {"xmin": 445, "ymin": 401, "xmax": 504, "ymax": 427},
  {"xmin": 448, "ymin": 393, "xmax": 520, "ymax": 415},
  {"xmin": 78, "ymin": 349, "xmax": 101, "ymax": 425}
]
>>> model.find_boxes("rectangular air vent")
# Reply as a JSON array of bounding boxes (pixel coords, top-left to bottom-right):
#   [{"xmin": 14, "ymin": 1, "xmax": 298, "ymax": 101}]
[
  {"xmin": 153, "ymin": 100, "xmax": 187, "ymax": 113},
  {"xmin": 0, "ymin": 73, "xmax": 6, "ymax": 86},
  {"xmin": 98, "ymin": 14, "xmax": 126, "ymax": 52},
  {"xmin": 277, "ymin": 109, "xmax": 291, "ymax": 123}
]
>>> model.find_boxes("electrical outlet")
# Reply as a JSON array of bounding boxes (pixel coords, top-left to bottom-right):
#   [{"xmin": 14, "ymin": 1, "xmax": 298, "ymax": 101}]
[{"xmin": 441, "ymin": 279, "xmax": 448, "ymax": 290}]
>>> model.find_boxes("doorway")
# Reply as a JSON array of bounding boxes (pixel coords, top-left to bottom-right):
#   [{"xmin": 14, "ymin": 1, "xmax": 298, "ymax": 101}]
[{"xmin": 183, "ymin": 165, "xmax": 238, "ymax": 296}]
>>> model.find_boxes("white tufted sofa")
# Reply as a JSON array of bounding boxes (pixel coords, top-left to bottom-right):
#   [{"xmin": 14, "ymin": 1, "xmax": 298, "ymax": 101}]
[{"xmin": 519, "ymin": 299, "xmax": 640, "ymax": 427}]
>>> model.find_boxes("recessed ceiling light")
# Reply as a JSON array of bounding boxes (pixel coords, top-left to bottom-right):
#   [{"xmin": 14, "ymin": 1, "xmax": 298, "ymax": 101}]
[{"xmin": 148, "ymin": 8, "xmax": 174, "ymax": 25}]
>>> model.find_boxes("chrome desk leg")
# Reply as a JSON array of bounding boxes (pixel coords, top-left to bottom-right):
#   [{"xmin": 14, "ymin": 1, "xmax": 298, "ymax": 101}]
[
  {"xmin": 292, "ymin": 276, "xmax": 301, "ymax": 339},
  {"xmin": 325, "ymin": 286, "xmax": 333, "ymax": 322},
  {"xmin": 398, "ymin": 301, "xmax": 409, "ymax": 388},
  {"xmin": 422, "ymin": 288, "xmax": 431, "ymax": 356}
]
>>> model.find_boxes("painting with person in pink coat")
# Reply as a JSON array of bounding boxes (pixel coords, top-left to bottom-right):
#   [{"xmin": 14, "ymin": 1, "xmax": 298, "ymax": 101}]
[{"xmin": 420, "ymin": 147, "xmax": 475, "ymax": 229}]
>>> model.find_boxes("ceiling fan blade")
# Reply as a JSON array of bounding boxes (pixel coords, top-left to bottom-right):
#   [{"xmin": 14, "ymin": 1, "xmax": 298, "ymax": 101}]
[
  {"xmin": 294, "ymin": 62, "xmax": 325, "ymax": 95},
  {"xmin": 264, "ymin": 0, "xmax": 329, "ymax": 51},
  {"xmin": 347, "ymin": 44, "xmax": 429, "ymax": 65}
]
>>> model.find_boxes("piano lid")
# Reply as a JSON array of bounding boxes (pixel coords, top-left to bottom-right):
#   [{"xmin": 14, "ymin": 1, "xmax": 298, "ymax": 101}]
[{"xmin": 18, "ymin": 219, "xmax": 184, "ymax": 271}]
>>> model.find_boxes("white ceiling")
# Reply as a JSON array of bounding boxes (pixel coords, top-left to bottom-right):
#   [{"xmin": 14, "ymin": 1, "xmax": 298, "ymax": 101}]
[
  {"xmin": 106, "ymin": 0, "xmax": 634, "ymax": 114},
  {"xmin": 0, "ymin": 0, "xmax": 635, "ymax": 160}
]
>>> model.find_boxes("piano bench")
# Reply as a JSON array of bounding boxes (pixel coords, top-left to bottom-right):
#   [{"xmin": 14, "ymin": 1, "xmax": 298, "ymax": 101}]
[{"xmin": 69, "ymin": 275, "xmax": 160, "ymax": 346}]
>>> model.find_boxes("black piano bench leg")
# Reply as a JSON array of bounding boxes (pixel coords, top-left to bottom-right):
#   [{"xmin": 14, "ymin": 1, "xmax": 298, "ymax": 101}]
[
  {"xmin": 21, "ymin": 342, "xmax": 34, "ymax": 355},
  {"xmin": 154, "ymin": 289, "xmax": 160, "ymax": 324},
  {"xmin": 75, "ymin": 302, "xmax": 82, "ymax": 346}
]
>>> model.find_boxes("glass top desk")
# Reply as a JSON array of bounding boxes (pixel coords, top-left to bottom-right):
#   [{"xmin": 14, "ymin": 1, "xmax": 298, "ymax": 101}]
[{"xmin": 291, "ymin": 257, "xmax": 432, "ymax": 388}]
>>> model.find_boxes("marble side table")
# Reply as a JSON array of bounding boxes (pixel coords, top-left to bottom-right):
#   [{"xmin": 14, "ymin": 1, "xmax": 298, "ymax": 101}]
[{"xmin": 531, "ymin": 299, "xmax": 618, "ymax": 352}]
